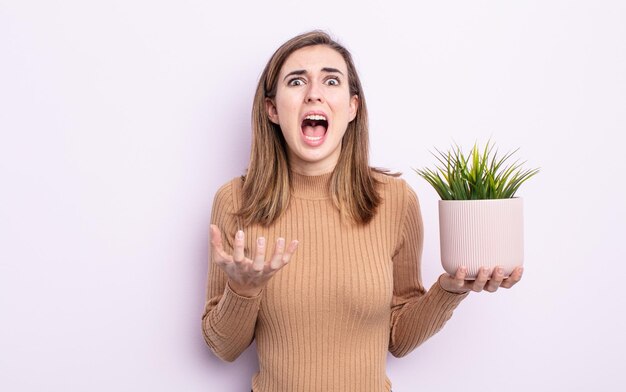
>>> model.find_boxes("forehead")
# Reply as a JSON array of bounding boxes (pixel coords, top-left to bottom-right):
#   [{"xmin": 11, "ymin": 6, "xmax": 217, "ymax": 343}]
[{"xmin": 280, "ymin": 45, "xmax": 348, "ymax": 75}]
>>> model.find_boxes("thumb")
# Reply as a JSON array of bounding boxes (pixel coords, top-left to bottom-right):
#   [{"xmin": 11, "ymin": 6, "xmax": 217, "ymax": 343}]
[
  {"xmin": 439, "ymin": 267, "xmax": 468, "ymax": 293},
  {"xmin": 210, "ymin": 225, "xmax": 228, "ymax": 262}
]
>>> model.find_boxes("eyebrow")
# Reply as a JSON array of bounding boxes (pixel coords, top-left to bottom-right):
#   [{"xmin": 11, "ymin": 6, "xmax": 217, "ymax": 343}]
[{"xmin": 283, "ymin": 67, "xmax": 345, "ymax": 81}]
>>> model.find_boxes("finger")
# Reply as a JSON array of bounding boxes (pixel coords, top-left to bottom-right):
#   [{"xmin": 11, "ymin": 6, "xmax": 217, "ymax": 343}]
[
  {"xmin": 233, "ymin": 230, "xmax": 245, "ymax": 264},
  {"xmin": 269, "ymin": 238, "xmax": 286, "ymax": 270},
  {"xmin": 485, "ymin": 266, "xmax": 505, "ymax": 292},
  {"xmin": 280, "ymin": 240, "xmax": 299, "ymax": 265},
  {"xmin": 455, "ymin": 267, "xmax": 467, "ymax": 280},
  {"xmin": 210, "ymin": 224, "xmax": 224, "ymax": 252},
  {"xmin": 454, "ymin": 266, "xmax": 470, "ymax": 292},
  {"xmin": 438, "ymin": 267, "xmax": 470, "ymax": 294},
  {"xmin": 210, "ymin": 225, "xmax": 230, "ymax": 265},
  {"xmin": 472, "ymin": 267, "xmax": 491, "ymax": 292},
  {"xmin": 501, "ymin": 266, "xmax": 524, "ymax": 289},
  {"xmin": 252, "ymin": 237, "xmax": 266, "ymax": 274}
]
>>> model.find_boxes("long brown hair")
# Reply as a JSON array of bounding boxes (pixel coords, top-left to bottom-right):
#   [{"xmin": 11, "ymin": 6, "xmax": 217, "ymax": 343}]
[{"xmin": 239, "ymin": 30, "xmax": 388, "ymax": 226}]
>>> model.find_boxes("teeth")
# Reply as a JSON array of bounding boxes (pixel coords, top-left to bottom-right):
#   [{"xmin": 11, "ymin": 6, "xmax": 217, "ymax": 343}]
[
  {"xmin": 304, "ymin": 135, "xmax": 323, "ymax": 141},
  {"xmin": 304, "ymin": 114, "xmax": 327, "ymax": 121}
]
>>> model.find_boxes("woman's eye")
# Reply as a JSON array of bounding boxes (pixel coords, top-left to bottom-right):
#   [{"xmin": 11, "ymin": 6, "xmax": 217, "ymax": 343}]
[
  {"xmin": 288, "ymin": 78, "xmax": 305, "ymax": 86},
  {"xmin": 326, "ymin": 78, "xmax": 340, "ymax": 86}
]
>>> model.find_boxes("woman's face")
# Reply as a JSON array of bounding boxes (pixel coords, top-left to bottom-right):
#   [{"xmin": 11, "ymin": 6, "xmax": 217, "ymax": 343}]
[{"xmin": 266, "ymin": 45, "xmax": 358, "ymax": 175}]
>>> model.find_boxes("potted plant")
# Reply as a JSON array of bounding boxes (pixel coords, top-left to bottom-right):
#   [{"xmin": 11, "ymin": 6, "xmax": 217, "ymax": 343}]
[{"xmin": 415, "ymin": 142, "xmax": 539, "ymax": 279}]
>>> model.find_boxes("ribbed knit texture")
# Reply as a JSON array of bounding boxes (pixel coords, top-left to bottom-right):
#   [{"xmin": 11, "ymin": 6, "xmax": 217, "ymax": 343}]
[{"xmin": 202, "ymin": 172, "xmax": 468, "ymax": 392}]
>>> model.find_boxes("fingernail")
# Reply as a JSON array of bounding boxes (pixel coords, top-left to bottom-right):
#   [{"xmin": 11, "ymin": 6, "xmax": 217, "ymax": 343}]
[
  {"xmin": 497, "ymin": 267, "xmax": 504, "ymax": 275},
  {"xmin": 277, "ymin": 238, "xmax": 285, "ymax": 247},
  {"xmin": 519, "ymin": 267, "xmax": 524, "ymax": 275},
  {"xmin": 257, "ymin": 237, "xmax": 265, "ymax": 246},
  {"xmin": 236, "ymin": 230, "xmax": 244, "ymax": 240}
]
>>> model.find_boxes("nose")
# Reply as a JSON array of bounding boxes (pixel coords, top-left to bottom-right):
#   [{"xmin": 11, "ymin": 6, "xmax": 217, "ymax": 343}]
[{"xmin": 305, "ymin": 81, "xmax": 324, "ymax": 103}]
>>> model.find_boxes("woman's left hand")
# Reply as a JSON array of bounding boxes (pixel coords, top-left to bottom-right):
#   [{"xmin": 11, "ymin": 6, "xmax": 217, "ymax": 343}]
[{"xmin": 438, "ymin": 266, "xmax": 523, "ymax": 294}]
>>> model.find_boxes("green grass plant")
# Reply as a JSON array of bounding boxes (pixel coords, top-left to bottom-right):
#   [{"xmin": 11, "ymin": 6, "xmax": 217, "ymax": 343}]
[{"xmin": 415, "ymin": 142, "xmax": 539, "ymax": 200}]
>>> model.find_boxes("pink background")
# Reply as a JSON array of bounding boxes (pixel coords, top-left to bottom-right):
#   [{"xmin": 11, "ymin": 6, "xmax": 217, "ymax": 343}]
[{"xmin": 1, "ymin": 1, "xmax": 625, "ymax": 390}]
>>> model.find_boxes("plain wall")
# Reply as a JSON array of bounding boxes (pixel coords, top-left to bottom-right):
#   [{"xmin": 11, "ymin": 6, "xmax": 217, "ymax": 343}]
[{"xmin": 1, "ymin": 0, "xmax": 625, "ymax": 391}]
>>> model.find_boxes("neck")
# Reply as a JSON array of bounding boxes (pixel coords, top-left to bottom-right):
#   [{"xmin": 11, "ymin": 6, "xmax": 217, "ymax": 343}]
[
  {"xmin": 287, "ymin": 150, "xmax": 340, "ymax": 176},
  {"xmin": 290, "ymin": 170, "xmax": 333, "ymax": 199}
]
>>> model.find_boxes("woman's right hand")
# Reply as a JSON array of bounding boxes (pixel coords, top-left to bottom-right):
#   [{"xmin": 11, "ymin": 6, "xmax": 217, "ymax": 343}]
[{"xmin": 210, "ymin": 224, "xmax": 299, "ymax": 297}]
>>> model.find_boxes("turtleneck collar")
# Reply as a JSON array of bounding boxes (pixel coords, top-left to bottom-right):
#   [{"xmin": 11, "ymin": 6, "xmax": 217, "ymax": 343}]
[{"xmin": 290, "ymin": 171, "xmax": 333, "ymax": 200}]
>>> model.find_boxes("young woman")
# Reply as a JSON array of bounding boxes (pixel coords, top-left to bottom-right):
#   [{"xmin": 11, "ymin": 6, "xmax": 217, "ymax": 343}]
[{"xmin": 202, "ymin": 30, "xmax": 523, "ymax": 392}]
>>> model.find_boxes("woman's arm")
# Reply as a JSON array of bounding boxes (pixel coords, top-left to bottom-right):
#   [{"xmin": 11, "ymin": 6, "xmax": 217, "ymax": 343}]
[
  {"xmin": 201, "ymin": 180, "xmax": 298, "ymax": 362},
  {"xmin": 388, "ymin": 184, "xmax": 468, "ymax": 358},
  {"xmin": 201, "ymin": 181, "xmax": 261, "ymax": 362},
  {"xmin": 388, "ymin": 183, "xmax": 524, "ymax": 357}
]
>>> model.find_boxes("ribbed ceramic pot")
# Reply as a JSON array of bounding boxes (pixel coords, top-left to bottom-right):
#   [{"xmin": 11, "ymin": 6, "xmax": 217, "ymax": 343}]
[{"xmin": 439, "ymin": 198, "xmax": 524, "ymax": 279}]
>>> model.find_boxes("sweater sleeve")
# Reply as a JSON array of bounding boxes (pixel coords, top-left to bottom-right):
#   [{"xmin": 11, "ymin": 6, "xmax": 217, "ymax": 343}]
[
  {"xmin": 201, "ymin": 180, "xmax": 263, "ymax": 362},
  {"xmin": 388, "ymin": 183, "xmax": 468, "ymax": 358}
]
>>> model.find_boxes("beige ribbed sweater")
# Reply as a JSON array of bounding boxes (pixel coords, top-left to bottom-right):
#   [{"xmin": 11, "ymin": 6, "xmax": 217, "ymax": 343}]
[{"xmin": 202, "ymin": 171, "xmax": 468, "ymax": 392}]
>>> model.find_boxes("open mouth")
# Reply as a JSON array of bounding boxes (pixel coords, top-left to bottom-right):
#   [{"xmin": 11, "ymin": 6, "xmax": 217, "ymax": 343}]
[{"xmin": 301, "ymin": 114, "xmax": 328, "ymax": 143}]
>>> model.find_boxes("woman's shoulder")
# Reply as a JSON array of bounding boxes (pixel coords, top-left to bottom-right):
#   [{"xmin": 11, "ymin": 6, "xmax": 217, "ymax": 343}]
[
  {"xmin": 212, "ymin": 176, "xmax": 245, "ymax": 210},
  {"xmin": 371, "ymin": 168, "xmax": 413, "ymax": 195},
  {"xmin": 215, "ymin": 176, "xmax": 244, "ymax": 195},
  {"xmin": 370, "ymin": 169, "xmax": 421, "ymax": 232}
]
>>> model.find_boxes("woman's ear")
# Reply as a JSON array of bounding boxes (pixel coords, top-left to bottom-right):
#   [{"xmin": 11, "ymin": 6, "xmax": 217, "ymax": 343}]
[
  {"xmin": 349, "ymin": 95, "xmax": 359, "ymax": 121},
  {"xmin": 265, "ymin": 98, "xmax": 279, "ymax": 124}
]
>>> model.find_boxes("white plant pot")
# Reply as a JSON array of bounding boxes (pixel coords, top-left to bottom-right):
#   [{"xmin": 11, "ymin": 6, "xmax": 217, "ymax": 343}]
[{"xmin": 439, "ymin": 198, "xmax": 524, "ymax": 279}]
